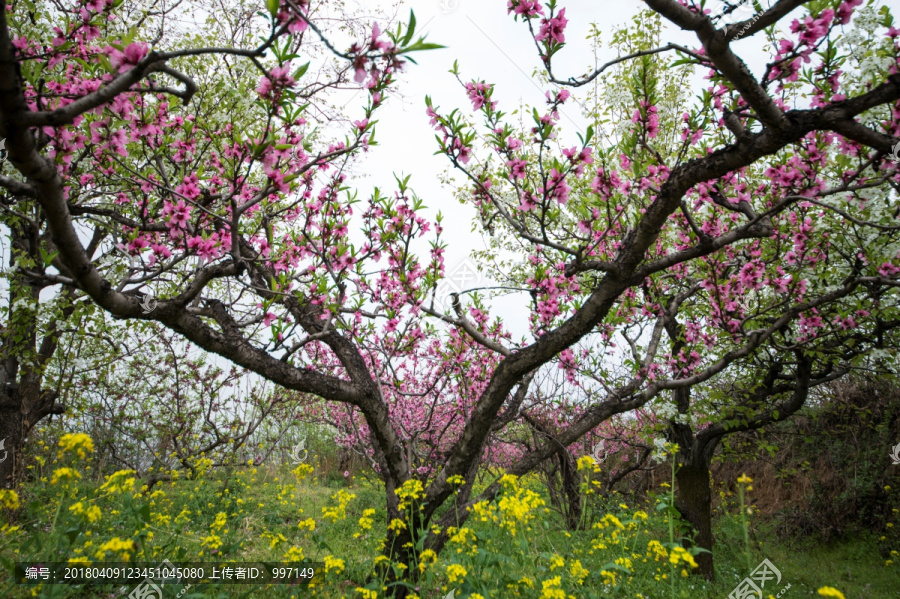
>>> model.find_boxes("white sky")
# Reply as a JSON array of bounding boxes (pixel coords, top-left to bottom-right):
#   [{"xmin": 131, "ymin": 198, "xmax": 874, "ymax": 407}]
[
  {"xmin": 350, "ymin": 0, "xmax": 796, "ymax": 340},
  {"xmin": 349, "ymin": 1, "xmax": 647, "ymax": 339},
  {"xmin": 359, "ymin": 0, "xmax": 643, "ymax": 264}
]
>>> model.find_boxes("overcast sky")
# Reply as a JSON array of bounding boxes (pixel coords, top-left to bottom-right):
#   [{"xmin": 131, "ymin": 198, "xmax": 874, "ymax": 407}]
[
  {"xmin": 346, "ymin": 1, "xmax": 772, "ymax": 340},
  {"xmin": 360, "ymin": 0, "xmax": 643, "ymax": 263}
]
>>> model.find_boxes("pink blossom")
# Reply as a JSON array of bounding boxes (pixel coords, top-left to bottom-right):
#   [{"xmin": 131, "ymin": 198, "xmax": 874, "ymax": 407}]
[
  {"xmin": 507, "ymin": 0, "xmax": 543, "ymax": 18},
  {"xmin": 536, "ymin": 8, "xmax": 568, "ymax": 45},
  {"xmin": 507, "ymin": 158, "xmax": 527, "ymax": 179},
  {"xmin": 107, "ymin": 42, "xmax": 149, "ymax": 73},
  {"xmin": 257, "ymin": 63, "xmax": 296, "ymax": 97}
]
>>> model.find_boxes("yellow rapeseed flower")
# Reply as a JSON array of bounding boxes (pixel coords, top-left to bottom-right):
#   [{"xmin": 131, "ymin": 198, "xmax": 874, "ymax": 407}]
[
  {"xmin": 446, "ymin": 563, "xmax": 467, "ymax": 583},
  {"xmin": 387, "ymin": 518, "xmax": 407, "ymax": 532},
  {"xmin": 51, "ymin": 467, "xmax": 81, "ymax": 485},
  {"xmin": 283, "ymin": 546, "xmax": 304, "ymax": 561},
  {"xmin": 569, "ymin": 559, "xmax": 589, "ymax": 584},
  {"xmin": 201, "ymin": 535, "xmax": 223, "ymax": 550},
  {"xmin": 396, "ymin": 479, "xmax": 425, "ymax": 511},
  {"xmin": 0, "ymin": 489, "xmax": 20, "ymax": 510},
  {"xmin": 817, "ymin": 587, "xmax": 845, "ymax": 599},
  {"xmin": 540, "ymin": 575, "xmax": 566, "ymax": 598},
  {"xmin": 323, "ymin": 556, "xmax": 345, "ymax": 574},
  {"xmin": 669, "ymin": 546, "xmax": 699, "ymax": 568},
  {"xmin": 58, "ymin": 433, "xmax": 94, "ymax": 460},
  {"xmin": 576, "ymin": 455, "xmax": 596, "ymax": 471},
  {"xmin": 447, "ymin": 475, "xmax": 465, "ymax": 486},
  {"xmin": 99, "ymin": 470, "xmax": 136, "ymax": 494},
  {"xmin": 321, "ymin": 489, "xmax": 355, "ymax": 522},
  {"xmin": 298, "ymin": 517, "xmax": 316, "ymax": 532},
  {"xmin": 737, "ymin": 473, "xmax": 753, "ymax": 484},
  {"xmin": 94, "ymin": 537, "xmax": 134, "ymax": 561},
  {"xmin": 417, "ymin": 549, "xmax": 437, "ymax": 573}
]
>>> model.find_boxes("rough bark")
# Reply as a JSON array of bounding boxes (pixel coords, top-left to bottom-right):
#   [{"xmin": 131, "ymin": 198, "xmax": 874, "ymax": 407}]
[
  {"xmin": 674, "ymin": 451, "xmax": 716, "ymax": 580},
  {"xmin": 0, "ymin": 217, "xmax": 69, "ymax": 490}
]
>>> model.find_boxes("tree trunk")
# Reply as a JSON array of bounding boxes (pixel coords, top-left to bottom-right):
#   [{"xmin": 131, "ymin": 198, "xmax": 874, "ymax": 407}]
[
  {"xmin": 558, "ymin": 445, "xmax": 583, "ymax": 530},
  {"xmin": 0, "ymin": 381, "xmax": 63, "ymax": 491},
  {"xmin": 0, "ymin": 388, "xmax": 24, "ymax": 491},
  {"xmin": 674, "ymin": 458, "xmax": 715, "ymax": 581}
]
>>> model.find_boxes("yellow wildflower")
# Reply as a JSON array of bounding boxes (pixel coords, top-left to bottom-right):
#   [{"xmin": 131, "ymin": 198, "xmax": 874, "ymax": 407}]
[
  {"xmin": 99, "ymin": 470, "xmax": 136, "ymax": 494},
  {"xmin": 58, "ymin": 433, "xmax": 94, "ymax": 459},
  {"xmin": 323, "ymin": 555, "xmax": 345, "ymax": 573},
  {"xmin": 284, "ymin": 546, "xmax": 304, "ymax": 561},
  {"xmin": 446, "ymin": 563, "xmax": 467, "ymax": 583},
  {"xmin": 51, "ymin": 467, "xmax": 81, "ymax": 485},
  {"xmin": 669, "ymin": 546, "xmax": 698, "ymax": 568},
  {"xmin": 569, "ymin": 559, "xmax": 589, "ymax": 584},
  {"xmin": 540, "ymin": 575, "xmax": 566, "ymax": 598},
  {"xmin": 0, "ymin": 489, "xmax": 20, "ymax": 510},
  {"xmin": 387, "ymin": 518, "xmax": 407, "ymax": 532},
  {"xmin": 94, "ymin": 537, "xmax": 134, "ymax": 561},
  {"xmin": 817, "ymin": 587, "xmax": 845, "ymax": 599},
  {"xmin": 201, "ymin": 535, "xmax": 223, "ymax": 550},
  {"xmin": 321, "ymin": 489, "xmax": 355, "ymax": 522},
  {"xmin": 292, "ymin": 463, "xmax": 313, "ymax": 481},
  {"xmin": 298, "ymin": 518, "xmax": 316, "ymax": 531},
  {"xmin": 418, "ymin": 549, "xmax": 437, "ymax": 573},
  {"xmin": 396, "ymin": 479, "xmax": 425, "ymax": 511},
  {"xmin": 576, "ymin": 455, "xmax": 595, "ymax": 471}
]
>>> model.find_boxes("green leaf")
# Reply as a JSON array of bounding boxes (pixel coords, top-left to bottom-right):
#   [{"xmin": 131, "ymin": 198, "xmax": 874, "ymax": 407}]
[
  {"xmin": 64, "ymin": 526, "xmax": 81, "ymax": 545},
  {"xmin": 293, "ymin": 62, "xmax": 310, "ymax": 80},
  {"xmin": 402, "ymin": 10, "xmax": 417, "ymax": 46},
  {"xmin": 39, "ymin": 248, "xmax": 58, "ymax": 268},
  {"xmin": 266, "ymin": 0, "xmax": 279, "ymax": 19},
  {"xmin": 400, "ymin": 40, "xmax": 444, "ymax": 55}
]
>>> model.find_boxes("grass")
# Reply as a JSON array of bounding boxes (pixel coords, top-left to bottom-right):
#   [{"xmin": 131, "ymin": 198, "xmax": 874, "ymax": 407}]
[{"xmin": 1, "ymin": 458, "xmax": 898, "ymax": 598}]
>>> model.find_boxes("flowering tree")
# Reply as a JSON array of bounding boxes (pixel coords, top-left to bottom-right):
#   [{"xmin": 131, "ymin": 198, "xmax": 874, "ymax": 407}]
[
  {"xmin": 2, "ymin": 0, "xmax": 900, "ymax": 594},
  {"xmin": 0, "ymin": 201, "xmax": 85, "ymax": 490},
  {"xmin": 418, "ymin": 0, "xmax": 900, "ymax": 577},
  {"xmin": 73, "ymin": 326, "xmax": 301, "ymax": 486}
]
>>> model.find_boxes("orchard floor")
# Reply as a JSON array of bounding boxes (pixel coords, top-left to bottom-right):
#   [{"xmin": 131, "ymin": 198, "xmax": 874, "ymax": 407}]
[{"xmin": 1, "ymin": 463, "xmax": 897, "ymax": 598}]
